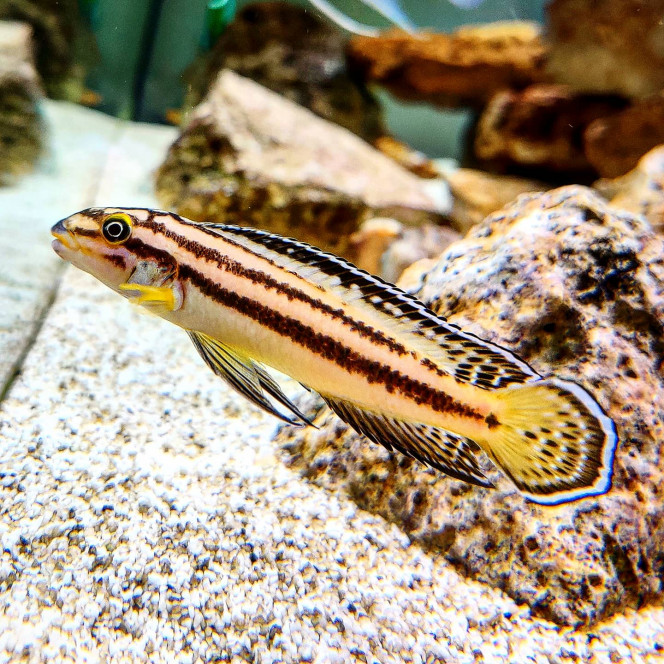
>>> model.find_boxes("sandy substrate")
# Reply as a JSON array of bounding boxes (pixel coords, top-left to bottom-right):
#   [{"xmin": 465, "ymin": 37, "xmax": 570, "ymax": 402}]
[{"xmin": 0, "ymin": 101, "xmax": 662, "ymax": 663}]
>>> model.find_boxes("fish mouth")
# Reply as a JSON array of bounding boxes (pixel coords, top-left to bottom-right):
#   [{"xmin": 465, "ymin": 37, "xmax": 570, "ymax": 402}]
[{"xmin": 51, "ymin": 219, "xmax": 80, "ymax": 253}]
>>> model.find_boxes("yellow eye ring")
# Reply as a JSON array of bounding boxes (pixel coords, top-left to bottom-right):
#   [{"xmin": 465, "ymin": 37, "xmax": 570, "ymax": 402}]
[{"xmin": 102, "ymin": 213, "xmax": 133, "ymax": 244}]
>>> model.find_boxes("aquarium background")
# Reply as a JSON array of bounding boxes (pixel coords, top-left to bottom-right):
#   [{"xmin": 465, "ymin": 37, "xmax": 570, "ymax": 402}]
[
  {"xmin": 88, "ymin": 0, "xmax": 545, "ymax": 156},
  {"xmin": 1, "ymin": 0, "xmax": 663, "ymax": 661}
]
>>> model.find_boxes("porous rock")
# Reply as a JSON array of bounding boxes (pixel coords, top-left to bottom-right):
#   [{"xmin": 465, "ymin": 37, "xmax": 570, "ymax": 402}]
[
  {"xmin": 185, "ymin": 1, "xmax": 385, "ymax": 144},
  {"xmin": 546, "ymin": 0, "xmax": 664, "ymax": 99},
  {"xmin": 584, "ymin": 94, "xmax": 664, "ymax": 179},
  {"xmin": 156, "ymin": 70, "xmax": 443, "ymax": 256},
  {"xmin": 278, "ymin": 186, "xmax": 664, "ymax": 627},
  {"xmin": 595, "ymin": 145, "xmax": 664, "ymax": 233},
  {"xmin": 346, "ymin": 22, "xmax": 547, "ymax": 109},
  {"xmin": 348, "ymin": 218, "xmax": 460, "ymax": 282},
  {"xmin": 474, "ymin": 85, "xmax": 626, "ymax": 177},
  {"xmin": 0, "ymin": 20, "xmax": 43, "ymax": 182},
  {"xmin": 445, "ymin": 168, "xmax": 546, "ymax": 234}
]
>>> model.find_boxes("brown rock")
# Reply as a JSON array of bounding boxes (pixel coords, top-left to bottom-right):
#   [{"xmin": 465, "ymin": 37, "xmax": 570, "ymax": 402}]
[
  {"xmin": 278, "ymin": 186, "xmax": 664, "ymax": 627},
  {"xmin": 595, "ymin": 144, "xmax": 664, "ymax": 233},
  {"xmin": 184, "ymin": 1, "xmax": 384, "ymax": 144},
  {"xmin": 546, "ymin": 0, "xmax": 664, "ymax": 99},
  {"xmin": 584, "ymin": 93, "xmax": 664, "ymax": 179},
  {"xmin": 0, "ymin": 21, "xmax": 43, "ymax": 182},
  {"xmin": 347, "ymin": 22, "xmax": 548, "ymax": 109},
  {"xmin": 474, "ymin": 85, "xmax": 627, "ymax": 177},
  {"xmin": 445, "ymin": 168, "xmax": 546, "ymax": 234},
  {"xmin": 0, "ymin": 0, "xmax": 96, "ymax": 101},
  {"xmin": 156, "ymin": 70, "xmax": 444, "ymax": 257},
  {"xmin": 373, "ymin": 136, "xmax": 440, "ymax": 179}
]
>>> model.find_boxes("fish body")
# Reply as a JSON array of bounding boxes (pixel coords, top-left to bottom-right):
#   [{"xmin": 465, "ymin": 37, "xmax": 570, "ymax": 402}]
[{"xmin": 52, "ymin": 208, "xmax": 618, "ymax": 505}]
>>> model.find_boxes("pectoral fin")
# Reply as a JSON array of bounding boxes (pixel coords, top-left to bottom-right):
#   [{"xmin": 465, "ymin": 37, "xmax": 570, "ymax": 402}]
[
  {"xmin": 120, "ymin": 259, "xmax": 183, "ymax": 311},
  {"xmin": 188, "ymin": 331, "xmax": 313, "ymax": 427},
  {"xmin": 119, "ymin": 283, "xmax": 181, "ymax": 310},
  {"xmin": 322, "ymin": 395, "xmax": 493, "ymax": 488}
]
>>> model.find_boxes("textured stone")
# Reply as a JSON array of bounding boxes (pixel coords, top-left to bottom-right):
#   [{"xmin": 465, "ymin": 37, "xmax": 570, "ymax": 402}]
[
  {"xmin": 278, "ymin": 186, "xmax": 664, "ymax": 627},
  {"xmin": 445, "ymin": 168, "xmax": 546, "ymax": 234},
  {"xmin": 475, "ymin": 85, "xmax": 626, "ymax": 177},
  {"xmin": 185, "ymin": 1, "xmax": 385, "ymax": 145},
  {"xmin": 156, "ymin": 70, "xmax": 443, "ymax": 257},
  {"xmin": 584, "ymin": 94, "xmax": 664, "ymax": 179},
  {"xmin": 546, "ymin": 0, "xmax": 664, "ymax": 99},
  {"xmin": 0, "ymin": 0, "xmax": 95, "ymax": 101},
  {"xmin": 347, "ymin": 218, "xmax": 460, "ymax": 282},
  {"xmin": 347, "ymin": 22, "xmax": 547, "ymax": 109},
  {"xmin": 0, "ymin": 21, "xmax": 42, "ymax": 181},
  {"xmin": 595, "ymin": 145, "xmax": 664, "ymax": 234}
]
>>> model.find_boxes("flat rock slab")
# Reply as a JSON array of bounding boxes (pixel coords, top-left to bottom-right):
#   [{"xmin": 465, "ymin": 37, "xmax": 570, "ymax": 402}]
[
  {"xmin": 347, "ymin": 22, "xmax": 547, "ymax": 109},
  {"xmin": 156, "ymin": 70, "xmax": 444, "ymax": 257}
]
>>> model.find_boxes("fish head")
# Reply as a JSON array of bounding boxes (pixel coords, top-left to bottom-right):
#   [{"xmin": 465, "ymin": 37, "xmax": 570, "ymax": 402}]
[{"xmin": 51, "ymin": 207, "xmax": 151, "ymax": 291}]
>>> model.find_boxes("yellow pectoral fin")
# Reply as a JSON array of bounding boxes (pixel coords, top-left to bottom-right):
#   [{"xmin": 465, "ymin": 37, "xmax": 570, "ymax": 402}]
[{"xmin": 119, "ymin": 283, "xmax": 181, "ymax": 311}]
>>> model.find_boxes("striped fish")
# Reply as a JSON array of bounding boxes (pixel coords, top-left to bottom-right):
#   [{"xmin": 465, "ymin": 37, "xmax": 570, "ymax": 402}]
[{"xmin": 51, "ymin": 208, "xmax": 618, "ymax": 505}]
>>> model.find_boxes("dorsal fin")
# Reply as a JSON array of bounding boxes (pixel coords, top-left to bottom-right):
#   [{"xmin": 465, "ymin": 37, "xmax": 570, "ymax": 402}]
[
  {"xmin": 198, "ymin": 222, "xmax": 539, "ymax": 389},
  {"xmin": 321, "ymin": 395, "xmax": 493, "ymax": 488}
]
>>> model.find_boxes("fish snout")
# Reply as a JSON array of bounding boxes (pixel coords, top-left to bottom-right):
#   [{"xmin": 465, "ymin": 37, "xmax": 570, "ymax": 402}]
[{"xmin": 51, "ymin": 218, "xmax": 81, "ymax": 253}]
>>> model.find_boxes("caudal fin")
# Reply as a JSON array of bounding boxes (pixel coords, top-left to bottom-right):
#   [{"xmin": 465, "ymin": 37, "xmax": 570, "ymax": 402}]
[{"xmin": 484, "ymin": 378, "xmax": 618, "ymax": 505}]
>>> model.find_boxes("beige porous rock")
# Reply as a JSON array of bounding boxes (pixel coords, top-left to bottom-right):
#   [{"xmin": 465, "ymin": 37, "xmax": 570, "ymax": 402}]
[
  {"xmin": 475, "ymin": 85, "xmax": 626, "ymax": 176},
  {"xmin": 445, "ymin": 168, "xmax": 546, "ymax": 234},
  {"xmin": 156, "ymin": 70, "xmax": 443, "ymax": 257},
  {"xmin": 347, "ymin": 22, "xmax": 547, "ymax": 109},
  {"xmin": 595, "ymin": 145, "xmax": 664, "ymax": 234},
  {"xmin": 584, "ymin": 93, "xmax": 664, "ymax": 179},
  {"xmin": 348, "ymin": 218, "xmax": 460, "ymax": 282},
  {"xmin": 0, "ymin": 21, "xmax": 43, "ymax": 181},
  {"xmin": 546, "ymin": 0, "xmax": 664, "ymax": 99},
  {"xmin": 278, "ymin": 186, "xmax": 664, "ymax": 627}
]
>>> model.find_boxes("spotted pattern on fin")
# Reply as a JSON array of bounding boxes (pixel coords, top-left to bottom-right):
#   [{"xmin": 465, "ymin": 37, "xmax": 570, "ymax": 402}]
[
  {"xmin": 199, "ymin": 223, "xmax": 539, "ymax": 390},
  {"xmin": 489, "ymin": 378, "xmax": 617, "ymax": 505},
  {"xmin": 321, "ymin": 395, "xmax": 493, "ymax": 489}
]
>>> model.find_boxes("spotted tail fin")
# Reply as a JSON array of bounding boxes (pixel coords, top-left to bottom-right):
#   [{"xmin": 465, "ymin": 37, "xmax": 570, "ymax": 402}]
[{"xmin": 484, "ymin": 378, "xmax": 618, "ymax": 505}]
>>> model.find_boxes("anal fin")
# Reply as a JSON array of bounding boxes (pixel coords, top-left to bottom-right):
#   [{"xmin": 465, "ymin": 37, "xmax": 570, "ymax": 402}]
[
  {"xmin": 322, "ymin": 396, "xmax": 493, "ymax": 489},
  {"xmin": 188, "ymin": 331, "xmax": 313, "ymax": 427}
]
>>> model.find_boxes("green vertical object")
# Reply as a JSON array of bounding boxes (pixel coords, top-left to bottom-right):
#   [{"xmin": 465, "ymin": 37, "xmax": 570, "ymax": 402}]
[{"xmin": 205, "ymin": 0, "xmax": 237, "ymax": 48}]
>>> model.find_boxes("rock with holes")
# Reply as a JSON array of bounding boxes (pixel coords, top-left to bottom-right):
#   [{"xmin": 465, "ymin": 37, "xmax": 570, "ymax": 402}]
[
  {"xmin": 595, "ymin": 144, "xmax": 664, "ymax": 234},
  {"xmin": 277, "ymin": 185, "xmax": 664, "ymax": 626}
]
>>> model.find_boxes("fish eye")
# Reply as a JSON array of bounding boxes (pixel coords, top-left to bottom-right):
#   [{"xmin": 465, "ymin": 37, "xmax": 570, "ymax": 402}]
[{"xmin": 102, "ymin": 213, "xmax": 132, "ymax": 244}]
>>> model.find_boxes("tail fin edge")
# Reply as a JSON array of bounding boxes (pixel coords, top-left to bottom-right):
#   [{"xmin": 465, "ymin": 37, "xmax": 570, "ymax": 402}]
[{"xmin": 487, "ymin": 377, "xmax": 618, "ymax": 506}]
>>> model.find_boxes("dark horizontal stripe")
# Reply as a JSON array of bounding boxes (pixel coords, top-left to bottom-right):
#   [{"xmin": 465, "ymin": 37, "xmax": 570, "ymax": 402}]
[
  {"xmin": 193, "ymin": 222, "xmax": 538, "ymax": 387},
  {"xmin": 138, "ymin": 221, "xmax": 412, "ymax": 358},
  {"xmin": 105, "ymin": 253, "xmax": 127, "ymax": 270},
  {"xmin": 178, "ymin": 263, "xmax": 483, "ymax": 422},
  {"xmin": 75, "ymin": 227, "xmax": 99, "ymax": 238}
]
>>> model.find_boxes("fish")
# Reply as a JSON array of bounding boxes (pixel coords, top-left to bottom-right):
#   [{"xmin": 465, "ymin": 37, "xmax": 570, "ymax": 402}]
[{"xmin": 51, "ymin": 208, "xmax": 618, "ymax": 505}]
